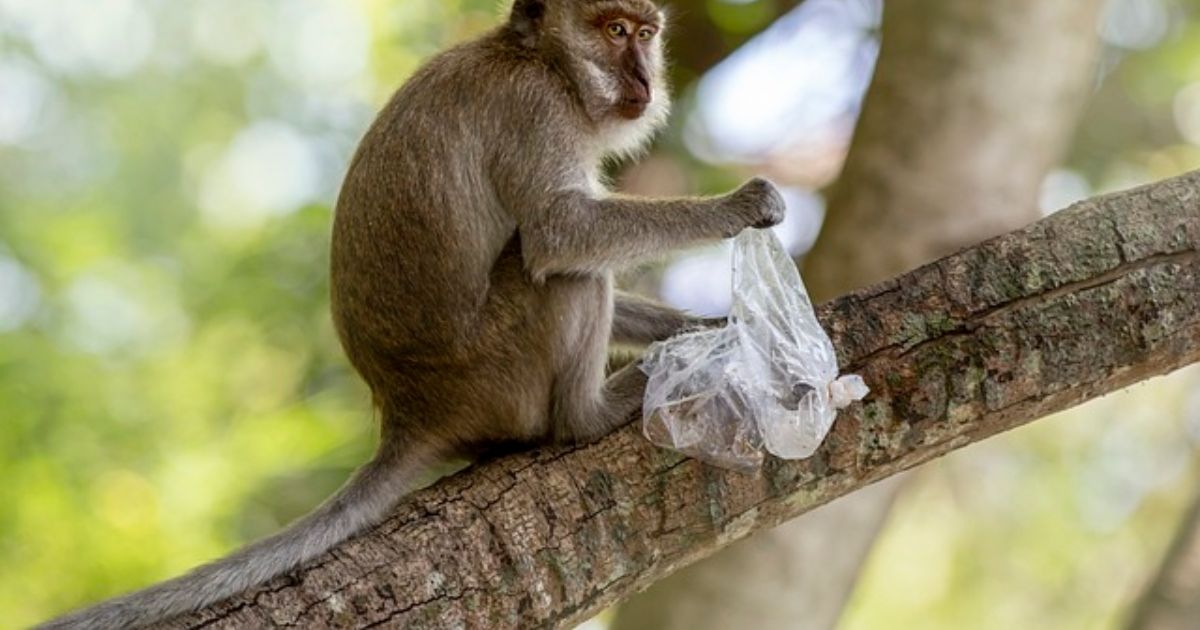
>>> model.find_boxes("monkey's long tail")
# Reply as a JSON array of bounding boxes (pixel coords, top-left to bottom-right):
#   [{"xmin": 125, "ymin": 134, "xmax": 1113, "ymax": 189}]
[{"xmin": 38, "ymin": 443, "xmax": 431, "ymax": 630}]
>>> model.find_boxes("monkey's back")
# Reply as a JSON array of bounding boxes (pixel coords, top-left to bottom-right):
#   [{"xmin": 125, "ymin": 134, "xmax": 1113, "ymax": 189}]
[{"xmin": 329, "ymin": 31, "xmax": 595, "ymax": 444}]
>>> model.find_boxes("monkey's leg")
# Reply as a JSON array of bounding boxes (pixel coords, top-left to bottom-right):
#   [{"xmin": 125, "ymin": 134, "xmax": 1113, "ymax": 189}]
[
  {"xmin": 606, "ymin": 348, "xmax": 642, "ymax": 376},
  {"xmin": 555, "ymin": 362, "xmax": 648, "ymax": 444},
  {"xmin": 612, "ymin": 291, "xmax": 724, "ymax": 345}
]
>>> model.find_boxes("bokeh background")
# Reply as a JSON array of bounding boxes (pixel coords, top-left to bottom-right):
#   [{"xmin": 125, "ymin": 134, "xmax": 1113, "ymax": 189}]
[{"xmin": 2, "ymin": 0, "xmax": 1199, "ymax": 628}]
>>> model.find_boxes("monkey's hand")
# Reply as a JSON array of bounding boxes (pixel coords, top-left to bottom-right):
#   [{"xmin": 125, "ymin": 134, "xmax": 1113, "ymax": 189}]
[
  {"xmin": 694, "ymin": 316, "xmax": 728, "ymax": 330},
  {"xmin": 723, "ymin": 177, "xmax": 787, "ymax": 234},
  {"xmin": 675, "ymin": 316, "xmax": 728, "ymax": 337}
]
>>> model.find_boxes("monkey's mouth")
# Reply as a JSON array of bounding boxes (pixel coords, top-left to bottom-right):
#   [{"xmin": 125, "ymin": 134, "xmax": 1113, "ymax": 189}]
[{"xmin": 617, "ymin": 98, "xmax": 649, "ymax": 120}]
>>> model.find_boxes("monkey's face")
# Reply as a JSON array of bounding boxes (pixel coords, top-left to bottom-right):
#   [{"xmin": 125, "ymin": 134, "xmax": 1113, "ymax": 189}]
[
  {"xmin": 559, "ymin": 0, "xmax": 669, "ymax": 122},
  {"xmin": 589, "ymin": 6, "xmax": 663, "ymax": 120}
]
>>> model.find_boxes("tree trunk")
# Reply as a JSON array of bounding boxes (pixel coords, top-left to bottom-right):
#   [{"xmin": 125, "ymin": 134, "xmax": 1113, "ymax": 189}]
[
  {"xmin": 614, "ymin": 1, "xmax": 1106, "ymax": 628},
  {"xmin": 807, "ymin": 0, "xmax": 1106, "ymax": 297},
  {"xmin": 158, "ymin": 170, "xmax": 1200, "ymax": 629}
]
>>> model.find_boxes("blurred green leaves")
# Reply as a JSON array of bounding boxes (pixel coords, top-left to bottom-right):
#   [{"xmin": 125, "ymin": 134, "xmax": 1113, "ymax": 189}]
[{"xmin": 705, "ymin": 0, "xmax": 779, "ymax": 34}]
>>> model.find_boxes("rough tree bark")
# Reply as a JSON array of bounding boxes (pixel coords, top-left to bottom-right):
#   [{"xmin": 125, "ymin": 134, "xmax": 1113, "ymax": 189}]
[
  {"xmin": 615, "ymin": 1, "xmax": 1106, "ymax": 628},
  {"xmin": 154, "ymin": 170, "xmax": 1200, "ymax": 629},
  {"xmin": 1125, "ymin": 488, "xmax": 1200, "ymax": 630}
]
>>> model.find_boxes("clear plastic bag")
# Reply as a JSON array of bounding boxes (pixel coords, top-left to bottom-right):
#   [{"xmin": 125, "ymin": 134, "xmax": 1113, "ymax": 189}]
[{"xmin": 641, "ymin": 228, "xmax": 869, "ymax": 471}]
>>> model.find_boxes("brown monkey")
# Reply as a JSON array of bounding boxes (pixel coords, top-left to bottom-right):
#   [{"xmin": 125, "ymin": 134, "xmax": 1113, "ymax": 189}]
[{"xmin": 41, "ymin": 1, "xmax": 784, "ymax": 627}]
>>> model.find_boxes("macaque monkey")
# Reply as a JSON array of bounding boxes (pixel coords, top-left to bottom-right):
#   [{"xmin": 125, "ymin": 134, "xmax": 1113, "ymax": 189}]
[{"xmin": 42, "ymin": 0, "xmax": 784, "ymax": 627}]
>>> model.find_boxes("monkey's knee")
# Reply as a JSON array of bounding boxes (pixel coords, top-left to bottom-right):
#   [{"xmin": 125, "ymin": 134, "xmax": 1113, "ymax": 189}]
[{"xmin": 554, "ymin": 364, "xmax": 646, "ymax": 444}]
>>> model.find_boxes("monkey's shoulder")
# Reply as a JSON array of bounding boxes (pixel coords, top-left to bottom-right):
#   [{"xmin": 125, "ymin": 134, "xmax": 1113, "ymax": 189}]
[{"xmin": 392, "ymin": 31, "xmax": 578, "ymax": 126}]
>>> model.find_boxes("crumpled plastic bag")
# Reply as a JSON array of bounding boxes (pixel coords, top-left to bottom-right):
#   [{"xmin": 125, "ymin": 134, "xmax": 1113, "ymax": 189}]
[{"xmin": 640, "ymin": 228, "xmax": 869, "ymax": 471}]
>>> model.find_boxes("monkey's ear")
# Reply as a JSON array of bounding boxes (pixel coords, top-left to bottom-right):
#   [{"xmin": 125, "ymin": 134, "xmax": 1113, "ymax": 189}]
[{"xmin": 509, "ymin": 0, "xmax": 546, "ymax": 45}]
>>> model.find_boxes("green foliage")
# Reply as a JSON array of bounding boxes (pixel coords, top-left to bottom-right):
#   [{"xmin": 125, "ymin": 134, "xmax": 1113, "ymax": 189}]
[{"xmin": 705, "ymin": 0, "xmax": 777, "ymax": 35}]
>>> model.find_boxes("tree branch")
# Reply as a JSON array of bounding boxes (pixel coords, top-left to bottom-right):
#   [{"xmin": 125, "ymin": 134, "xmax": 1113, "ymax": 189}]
[{"xmin": 162, "ymin": 171, "xmax": 1200, "ymax": 629}]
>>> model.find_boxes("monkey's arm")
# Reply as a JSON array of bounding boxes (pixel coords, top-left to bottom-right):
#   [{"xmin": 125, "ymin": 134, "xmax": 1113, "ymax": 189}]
[
  {"xmin": 487, "ymin": 89, "xmax": 783, "ymax": 278},
  {"xmin": 512, "ymin": 180, "xmax": 783, "ymax": 280},
  {"xmin": 612, "ymin": 291, "xmax": 722, "ymax": 345}
]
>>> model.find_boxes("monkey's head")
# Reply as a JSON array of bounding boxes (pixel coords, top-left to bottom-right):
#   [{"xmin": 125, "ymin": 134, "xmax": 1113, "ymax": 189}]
[{"xmin": 510, "ymin": 0, "xmax": 671, "ymax": 145}]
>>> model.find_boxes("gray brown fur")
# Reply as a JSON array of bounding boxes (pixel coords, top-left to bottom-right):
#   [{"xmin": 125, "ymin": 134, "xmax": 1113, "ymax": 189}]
[{"xmin": 39, "ymin": 1, "xmax": 783, "ymax": 628}]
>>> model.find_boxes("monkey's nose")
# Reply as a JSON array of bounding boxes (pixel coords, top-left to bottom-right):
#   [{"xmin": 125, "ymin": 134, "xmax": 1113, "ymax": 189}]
[
  {"xmin": 627, "ymin": 74, "xmax": 652, "ymax": 105},
  {"xmin": 633, "ymin": 69, "xmax": 651, "ymax": 92}
]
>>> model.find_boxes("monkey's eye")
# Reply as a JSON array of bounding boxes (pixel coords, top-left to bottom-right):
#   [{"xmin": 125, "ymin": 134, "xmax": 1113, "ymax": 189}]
[
  {"xmin": 637, "ymin": 27, "xmax": 656, "ymax": 41},
  {"xmin": 605, "ymin": 22, "xmax": 627, "ymax": 39}
]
